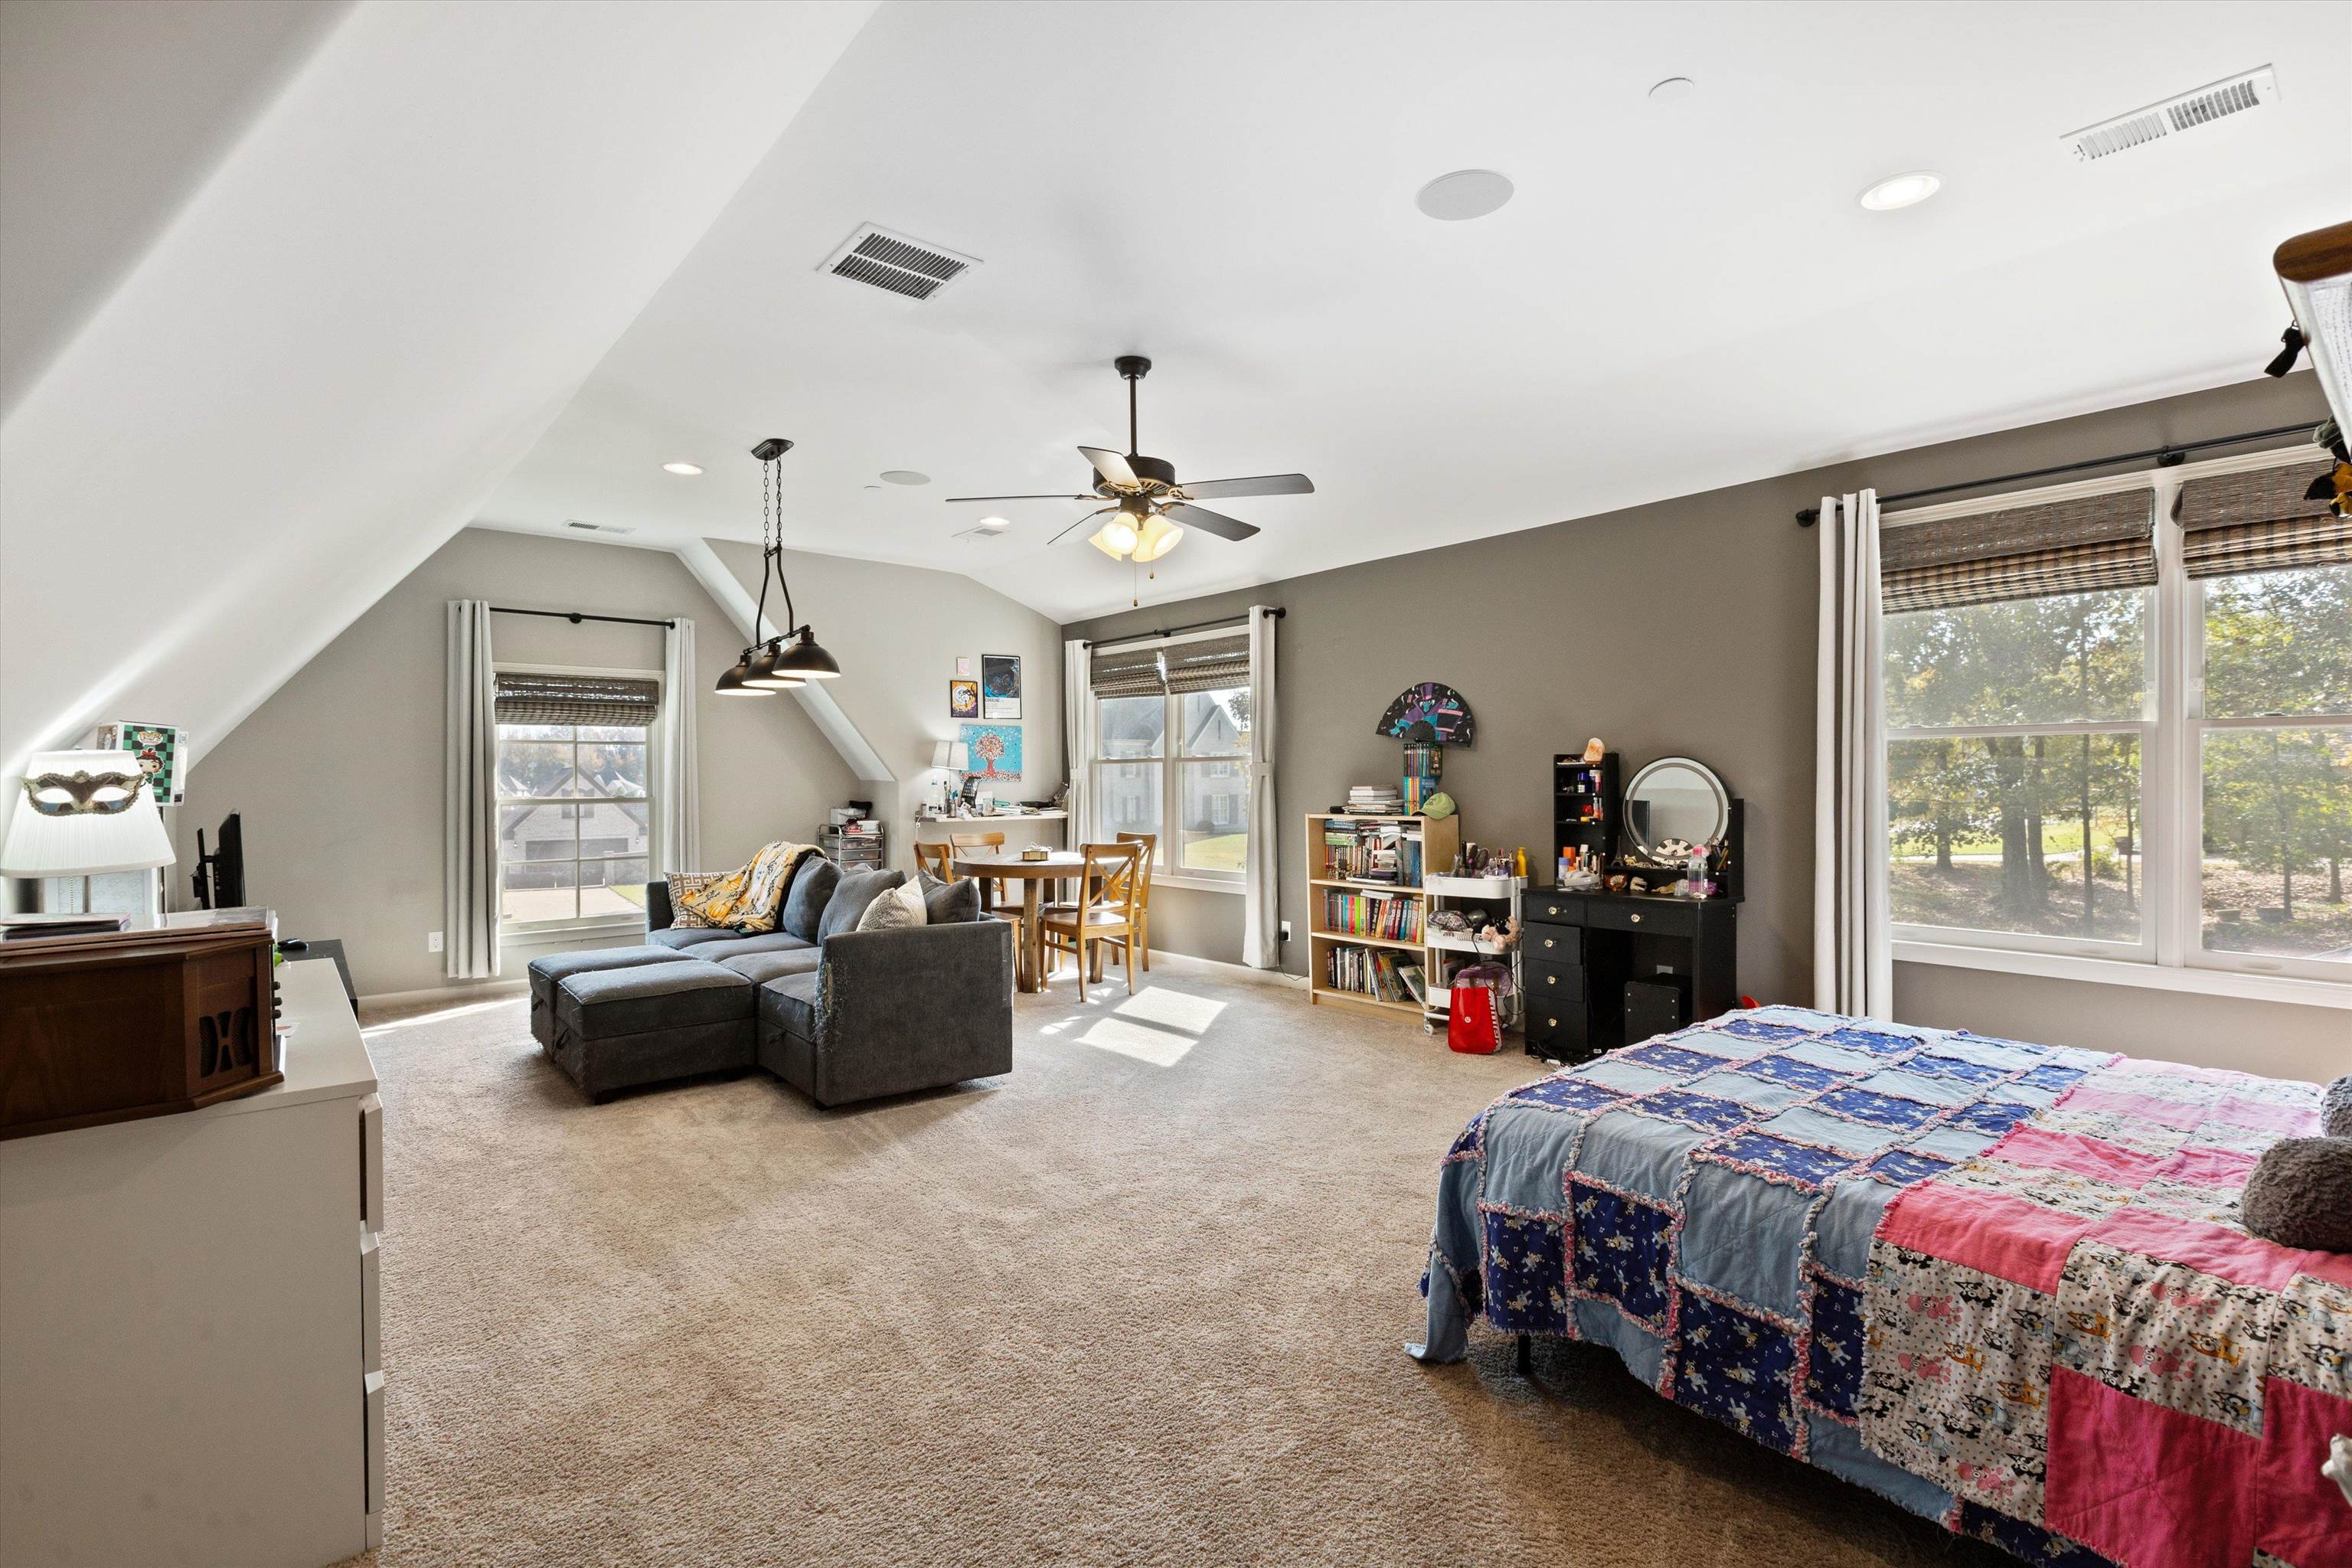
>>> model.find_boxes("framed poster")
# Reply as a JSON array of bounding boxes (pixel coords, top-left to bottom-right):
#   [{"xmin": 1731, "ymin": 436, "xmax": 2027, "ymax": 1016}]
[
  {"xmin": 949, "ymin": 680, "xmax": 979, "ymax": 718},
  {"xmin": 956, "ymin": 655, "xmax": 975, "ymax": 678},
  {"xmin": 96, "ymin": 721, "xmax": 186, "ymax": 803},
  {"xmin": 981, "ymin": 654, "xmax": 1021, "ymax": 720},
  {"xmin": 956, "ymin": 723, "xmax": 1021, "ymax": 781}
]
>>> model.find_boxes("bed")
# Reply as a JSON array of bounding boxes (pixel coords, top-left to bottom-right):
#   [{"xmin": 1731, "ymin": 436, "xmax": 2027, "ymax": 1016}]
[{"xmin": 1413, "ymin": 1004, "xmax": 2351, "ymax": 1568}]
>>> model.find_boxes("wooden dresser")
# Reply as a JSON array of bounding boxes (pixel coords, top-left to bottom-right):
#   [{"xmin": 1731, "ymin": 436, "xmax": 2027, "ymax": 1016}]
[{"xmin": 0, "ymin": 959, "xmax": 384, "ymax": 1566}]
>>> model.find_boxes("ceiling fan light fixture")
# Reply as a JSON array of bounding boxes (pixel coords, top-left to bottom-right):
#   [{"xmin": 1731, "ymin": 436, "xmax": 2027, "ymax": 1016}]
[
  {"xmin": 1129, "ymin": 513, "xmax": 1184, "ymax": 563},
  {"xmin": 1092, "ymin": 518, "xmax": 1141, "ymax": 558}
]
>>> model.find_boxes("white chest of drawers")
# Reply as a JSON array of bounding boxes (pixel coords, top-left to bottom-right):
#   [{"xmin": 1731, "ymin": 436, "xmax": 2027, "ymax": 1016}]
[{"xmin": 0, "ymin": 959, "xmax": 384, "ymax": 1567}]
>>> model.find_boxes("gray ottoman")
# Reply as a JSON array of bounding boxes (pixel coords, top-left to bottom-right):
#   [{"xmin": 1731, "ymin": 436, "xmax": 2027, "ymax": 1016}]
[
  {"xmin": 547, "ymin": 959, "xmax": 756, "ymax": 1102},
  {"xmin": 527, "ymin": 944, "xmax": 694, "ymax": 1048}
]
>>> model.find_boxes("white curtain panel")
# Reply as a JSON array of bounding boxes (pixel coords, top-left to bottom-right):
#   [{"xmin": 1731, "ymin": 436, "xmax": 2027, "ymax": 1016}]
[
  {"xmin": 1063, "ymin": 638, "xmax": 1095, "ymax": 845},
  {"xmin": 444, "ymin": 600, "xmax": 501, "ymax": 980},
  {"xmin": 1814, "ymin": 491, "xmax": 1893, "ymax": 1017},
  {"xmin": 1242, "ymin": 605, "xmax": 1281, "ymax": 969},
  {"xmin": 655, "ymin": 618, "xmax": 700, "ymax": 877}
]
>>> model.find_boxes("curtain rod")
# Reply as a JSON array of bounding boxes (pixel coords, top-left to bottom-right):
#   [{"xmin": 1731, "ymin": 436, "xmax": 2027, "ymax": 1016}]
[
  {"xmin": 1082, "ymin": 606, "xmax": 1283, "ymax": 649},
  {"xmin": 1793, "ymin": 422, "xmax": 2320, "ymax": 528},
  {"xmin": 491, "ymin": 606, "xmax": 675, "ymax": 629}
]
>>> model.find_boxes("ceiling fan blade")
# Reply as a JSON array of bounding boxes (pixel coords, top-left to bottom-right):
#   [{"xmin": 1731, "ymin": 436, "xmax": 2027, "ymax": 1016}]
[
  {"xmin": 1175, "ymin": 472, "xmax": 1315, "ymax": 501},
  {"xmin": 1077, "ymin": 446, "xmax": 1138, "ymax": 489},
  {"xmin": 1048, "ymin": 508, "xmax": 1113, "ymax": 547},
  {"xmin": 1164, "ymin": 501, "xmax": 1259, "ymax": 541},
  {"xmin": 943, "ymin": 492, "xmax": 1099, "ymax": 503}
]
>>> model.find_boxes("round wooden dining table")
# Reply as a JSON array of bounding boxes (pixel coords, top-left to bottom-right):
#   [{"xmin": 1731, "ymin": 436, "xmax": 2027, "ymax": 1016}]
[{"xmin": 950, "ymin": 848, "xmax": 1092, "ymax": 994}]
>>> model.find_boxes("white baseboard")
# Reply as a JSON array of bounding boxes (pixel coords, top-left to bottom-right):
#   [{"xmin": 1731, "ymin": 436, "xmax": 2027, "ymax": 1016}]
[{"xmin": 358, "ymin": 978, "xmax": 527, "ymax": 1010}]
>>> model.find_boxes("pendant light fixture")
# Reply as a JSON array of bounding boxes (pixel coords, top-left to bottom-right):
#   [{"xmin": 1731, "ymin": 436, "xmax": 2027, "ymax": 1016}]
[{"xmin": 716, "ymin": 438, "xmax": 844, "ymax": 696}]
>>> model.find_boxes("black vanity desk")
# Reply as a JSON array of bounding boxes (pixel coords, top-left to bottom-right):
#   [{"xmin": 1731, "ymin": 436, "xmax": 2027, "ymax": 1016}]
[{"xmin": 1519, "ymin": 887, "xmax": 1738, "ymax": 1063}]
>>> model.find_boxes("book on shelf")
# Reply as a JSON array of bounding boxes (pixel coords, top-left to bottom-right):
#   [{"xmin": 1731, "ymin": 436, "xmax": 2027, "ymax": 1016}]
[
  {"xmin": 1321, "ymin": 944, "xmax": 1426, "ymax": 1004},
  {"xmin": 1319, "ymin": 819, "xmax": 1422, "ymax": 887},
  {"xmin": 1320, "ymin": 888, "xmax": 1423, "ymax": 942}
]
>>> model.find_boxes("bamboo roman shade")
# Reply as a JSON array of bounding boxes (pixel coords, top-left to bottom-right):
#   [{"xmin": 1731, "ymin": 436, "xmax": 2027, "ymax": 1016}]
[
  {"xmin": 2173, "ymin": 460, "xmax": 2351, "ymax": 579},
  {"xmin": 1087, "ymin": 630, "xmax": 1252, "ymax": 696},
  {"xmin": 1878, "ymin": 488, "xmax": 2157, "ymax": 613},
  {"xmin": 493, "ymin": 672, "xmax": 660, "ymax": 727}
]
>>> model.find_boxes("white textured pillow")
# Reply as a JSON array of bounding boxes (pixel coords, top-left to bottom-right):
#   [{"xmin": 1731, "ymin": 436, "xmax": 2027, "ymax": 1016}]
[{"xmin": 854, "ymin": 876, "xmax": 928, "ymax": 933}]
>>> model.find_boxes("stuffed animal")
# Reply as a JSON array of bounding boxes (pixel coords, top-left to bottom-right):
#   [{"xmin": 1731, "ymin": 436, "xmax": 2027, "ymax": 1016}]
[
  {"xmin": 2326, "ymin": 1434, "xmax": 2352, "ymax": 1509},
  {"xmin": 1472, "ymin": 916, "xmax": 1519, "ymax": 952},
  {"xmin": 2324, "ymin": 1073, "xmax": 2352, "ymax": 1138},
  {"xmin": 2239, "ymin": 1137, "xmax": 2352, "ymax": 1253}
]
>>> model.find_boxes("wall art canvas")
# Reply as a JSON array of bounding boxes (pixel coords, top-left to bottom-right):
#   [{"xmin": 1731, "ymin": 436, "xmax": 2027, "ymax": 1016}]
[
  {"xmin": 956, "ymin": 655, "xmax": 974, "ymax": 678},
  {"xmin": 981, "ymin": 654, "xmax": 1021, "ymax": 720},
  {"xmin": 949, "ymin": 680, "xmax": 979, "ymax": 718},
  {"xmin": 957, "ymin": 723, "xmax": 1022, "ymax": 781}
]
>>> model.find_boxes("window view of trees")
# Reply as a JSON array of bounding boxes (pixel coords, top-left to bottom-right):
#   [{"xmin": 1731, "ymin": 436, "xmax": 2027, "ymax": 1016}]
[
  {"xmin": 2199, "ymin": 565, "xmax": 2352, "ymax": 962},
  {"xmin": 1884, "ymin": 587, "xmax": 2148, "ymax": 943},
  {"xmin": 497, "ymin": 722, "xmax": 650, "ymax": 925}
]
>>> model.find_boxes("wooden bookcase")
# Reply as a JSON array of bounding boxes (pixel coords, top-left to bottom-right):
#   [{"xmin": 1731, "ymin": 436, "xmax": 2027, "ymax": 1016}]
[{"xmin": 1305, "ymin": 812, "xmax": 1460, "ymax": 1019}]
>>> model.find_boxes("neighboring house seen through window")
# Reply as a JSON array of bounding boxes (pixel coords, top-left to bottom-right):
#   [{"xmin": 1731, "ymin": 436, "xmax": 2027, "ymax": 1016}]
[
  {"xmin": 1091, "ymin": 630, "xmax": 1253, "ymax": 884},
  {"xmin": 494, "ymin": 670, "xmax": 658, "ymax": 929}
]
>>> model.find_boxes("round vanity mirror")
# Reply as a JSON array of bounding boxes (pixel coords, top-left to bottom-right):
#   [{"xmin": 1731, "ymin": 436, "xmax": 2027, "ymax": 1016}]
[{"xmin": 1622, "ymin": 757, "xmax": 1730, "ymax": 861}]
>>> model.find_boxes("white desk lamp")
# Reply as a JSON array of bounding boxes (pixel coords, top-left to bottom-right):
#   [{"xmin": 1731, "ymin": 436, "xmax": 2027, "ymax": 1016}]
[{"xmin": 930, "ymin": 740, "xmax": 971, "ymax": 814}]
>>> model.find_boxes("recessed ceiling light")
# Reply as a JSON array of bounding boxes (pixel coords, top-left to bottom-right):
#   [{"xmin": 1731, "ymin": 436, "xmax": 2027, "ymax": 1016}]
[
  {"xmin": 1648, "ymin": 77, "xmax": 1696, "ymax": 105},
  {"xmin": 1416, "ymin": 169, "xmax": 1514, "ymax": 222},
  {"xmin": 661, "ymin": 461, "xmax": 703, "ymax": 475},
  {"xmin": 978, "ymin": 515, "xmax": 1011, "ymax": 529},
  {"xmin": 880, "ymin": 469, "xmax": 930, "ymax": 485},
  {"xmin": 1858, "ymin": 171, "xmax": 1942, "ymax": 211}
]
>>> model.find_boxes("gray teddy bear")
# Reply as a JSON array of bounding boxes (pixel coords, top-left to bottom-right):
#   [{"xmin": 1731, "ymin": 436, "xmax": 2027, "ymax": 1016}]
[{"xmin": 2238, "ymin": 1074, "xmax": 2352, "ymax": 1254}]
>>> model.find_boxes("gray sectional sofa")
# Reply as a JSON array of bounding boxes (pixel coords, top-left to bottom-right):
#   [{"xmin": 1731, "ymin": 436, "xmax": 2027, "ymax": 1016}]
[{"xmin": 528, "ymin": 858, "xmax": 1012, "ymax": 1108}]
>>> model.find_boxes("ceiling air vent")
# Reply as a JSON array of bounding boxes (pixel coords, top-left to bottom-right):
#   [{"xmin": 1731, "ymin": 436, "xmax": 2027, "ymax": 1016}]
[
  {"xmin": 2062, "ymin": 66, "xmax": 2278, "ymax": 162},
  {"xmin": 820, "ymin": 224, "xmax": 979, "ymax": 301},
  {"xmin": 952, "ymin": 523, "xmax": 1011, "ymax": 543},
  {"xmin": 564, "ymin": 519, "xmax": 635, "ymax": 536}
]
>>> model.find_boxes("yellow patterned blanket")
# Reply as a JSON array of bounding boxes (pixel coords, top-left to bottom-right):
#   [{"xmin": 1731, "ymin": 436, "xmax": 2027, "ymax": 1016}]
[{"xmin": 675, "ymin": 841, "xmax": 817, "ymax": 933}]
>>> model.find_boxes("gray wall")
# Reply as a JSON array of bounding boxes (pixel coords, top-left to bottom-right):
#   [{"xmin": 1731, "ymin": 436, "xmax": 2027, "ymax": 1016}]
[
  {"xmin": 706, "ymin": 539, "xmax": 1065, "ymax": 872},
  {"xmin": 1063, "ymin": 372, "xmax": 2347, "ymax": 1079},
  {"xmin": 175, "ymin": 528, "xmax": 863, "ymax": 1000}
]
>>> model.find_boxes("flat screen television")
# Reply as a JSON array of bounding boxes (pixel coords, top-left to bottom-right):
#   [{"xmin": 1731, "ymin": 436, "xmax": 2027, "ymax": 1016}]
[{"xmin": 193, "ymin": 812, "xmax": 245, "ymax": 910}]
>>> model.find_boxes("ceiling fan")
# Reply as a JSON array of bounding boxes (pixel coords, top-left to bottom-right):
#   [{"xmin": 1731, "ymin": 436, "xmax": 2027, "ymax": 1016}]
[{"xmin": 946, "ymin": 355, "xmax": 1313, "ymax": 563}]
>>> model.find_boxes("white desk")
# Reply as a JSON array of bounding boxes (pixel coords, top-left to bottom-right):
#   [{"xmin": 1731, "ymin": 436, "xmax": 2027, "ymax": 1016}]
[{"xmin": 0, "ymin": 959, "xmax": 384, "ymax": 1567}]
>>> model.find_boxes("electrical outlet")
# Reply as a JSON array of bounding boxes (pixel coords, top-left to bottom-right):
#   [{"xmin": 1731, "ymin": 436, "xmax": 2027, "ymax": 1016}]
[
  {"xmin": 1279, "ymin": 920, "xmax": 1292, "ymax": 942},
  {"xmin": 428, "ymin": 931, "xmax": 444, "ymax": 953}
]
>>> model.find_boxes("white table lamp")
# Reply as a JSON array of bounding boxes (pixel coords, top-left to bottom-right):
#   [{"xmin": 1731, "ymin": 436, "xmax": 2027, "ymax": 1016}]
[
  {"xmin": 2, "ymin": 750, "xmax": 178, "ymax": 877},
  {"xmin": 930, "ymin": 740, "xmax": 972, "ymax": 813}
]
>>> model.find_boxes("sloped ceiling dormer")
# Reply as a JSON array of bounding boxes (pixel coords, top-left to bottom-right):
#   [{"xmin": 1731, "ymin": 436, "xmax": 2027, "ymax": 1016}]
[{"xmin": 0, "ymin": 0, "xmax": 877, "ymax": 782}]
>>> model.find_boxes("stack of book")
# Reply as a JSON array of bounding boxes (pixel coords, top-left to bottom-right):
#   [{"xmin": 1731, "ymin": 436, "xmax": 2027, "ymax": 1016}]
[
  {"xmin": 0, "ymin": 913, "xmax": 131, "ymax": 942},
  {"xmin": 1320, "ymin": 819, "xmax": 1421, "ymax": 887},
  {"xmin": 1324, "ymin": 945, "xmax": 1426, "ymax": 1004},
  {"xmin": 1321, "ymin": 888, "xmax": 1423, "ymax": 942},
  {"xmin": 1344, "ymin": 784, "xmax": 1403, "ymax": 815}
]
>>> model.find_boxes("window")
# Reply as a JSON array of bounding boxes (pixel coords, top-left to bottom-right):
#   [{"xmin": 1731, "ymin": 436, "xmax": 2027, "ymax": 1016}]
[
  {"xmin": 495, "ymin": 671, "xmax": 657, "ymax": 929},
  {"xmin": 1089, "ymin": 631, "xmax": 1253, "ymax": 884},
  {"xmin": 1882, "ymin": 453, "xmax": 2352, "ymax": 987}
]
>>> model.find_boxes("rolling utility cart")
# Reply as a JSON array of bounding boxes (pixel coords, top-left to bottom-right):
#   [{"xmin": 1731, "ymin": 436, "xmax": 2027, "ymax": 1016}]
[{"xmin": 1419, "ymin": 872, "xmax": 1524, "ymax": 1035}]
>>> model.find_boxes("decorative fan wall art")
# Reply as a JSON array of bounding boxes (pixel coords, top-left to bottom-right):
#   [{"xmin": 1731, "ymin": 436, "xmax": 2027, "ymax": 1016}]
[{"xmin": 1376, "ymin": 682, "xmax": 1474, "ymax": 746}]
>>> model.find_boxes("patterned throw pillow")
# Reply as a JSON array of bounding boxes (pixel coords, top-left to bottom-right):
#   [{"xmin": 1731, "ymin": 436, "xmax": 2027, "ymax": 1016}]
[
  {"xmin": 665, "ymin": 873, "xmax": 721, "ymax": 929},
  {"xmin": 855, "ymin": 877, "xmax": 928, "ymax": 933},
  {"xmin": 676, "ymin": 841, "xmax": 814, "ymax": 933}
]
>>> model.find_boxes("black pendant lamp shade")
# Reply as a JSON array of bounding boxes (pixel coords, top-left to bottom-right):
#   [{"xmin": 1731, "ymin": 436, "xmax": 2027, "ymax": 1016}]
[{"xmin": 717, "ymin": 437, "xmax": 838, "ymax": 695}]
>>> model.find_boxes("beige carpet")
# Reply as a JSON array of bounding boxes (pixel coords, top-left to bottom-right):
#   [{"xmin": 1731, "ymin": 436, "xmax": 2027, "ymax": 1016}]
[{"xmin": 346, "ymin": 954, "xmax": 2001, "ymax": 1567}]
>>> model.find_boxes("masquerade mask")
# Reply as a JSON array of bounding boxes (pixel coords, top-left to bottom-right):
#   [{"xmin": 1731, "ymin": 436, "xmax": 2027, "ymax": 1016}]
[{"xmin": 21, "ymin": 768, "xmax": 149, "ymax": 817}]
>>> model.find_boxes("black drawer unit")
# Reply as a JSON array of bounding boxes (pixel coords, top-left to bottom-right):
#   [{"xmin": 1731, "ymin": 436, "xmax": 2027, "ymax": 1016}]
[{"xmin": 1518, "ymin": 888, "xmax": 1737, "ymax": 1060}]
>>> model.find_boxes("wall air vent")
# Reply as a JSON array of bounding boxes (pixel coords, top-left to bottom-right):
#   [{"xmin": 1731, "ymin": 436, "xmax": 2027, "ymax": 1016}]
[
  {"xmin": 2062, "ymin": 66, "xmax": 2278, "ymax": 162},
  {"xmin": 563, "ymin": 519, "xmax": 635, "ymax": 536},
  {"xmin": 820, "ymin": 224, "xmax": 979, "ymax": 301}
]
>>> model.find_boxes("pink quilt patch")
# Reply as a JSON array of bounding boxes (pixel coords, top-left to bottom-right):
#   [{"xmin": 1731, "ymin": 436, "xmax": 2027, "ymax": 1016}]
[
  {"xmin": 2086, "ymin": 1207, "xmax": 2316, "ymax": 1293},
  {"xmin": 2257, "ymin": 1377, "xmax": 2352, "ymax": 1568},
  {"xmin": 2150, "ymin": 1146, "xmax": 2261, "ymax": 1187},
  {"xmin": 1879, "ymin": 1181, "xmax": 2095, "ymax": 1294},
  {"xmin": 1992, "ymin": 1126, "xmax": 2163, "ymax": 1189},
  {"xmin": 2211, "ymin": 1096, "xmax": 2321, "ymax": 1136},
  {"xmin": 2044, "ymin": 1365, "xmax": 2258, "ymax": 1567},
  {"xmin": 2060, "ymin": 1086, "xmax": 2207, "ymax": 1131}
]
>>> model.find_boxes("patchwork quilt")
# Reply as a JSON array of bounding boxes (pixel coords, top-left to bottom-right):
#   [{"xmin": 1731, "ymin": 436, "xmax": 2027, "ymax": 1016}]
[{"xmin": 1412, "ymin": 1005, "xmax": 2352, "ymax": 1568}]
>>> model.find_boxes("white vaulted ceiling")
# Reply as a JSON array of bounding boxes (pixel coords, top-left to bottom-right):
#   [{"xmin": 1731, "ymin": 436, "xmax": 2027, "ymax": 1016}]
[
  {"xmin": 5, "ymin": 1, "xmax": 2348, "ymax": 780},
  {"xmin": 0, "ymin": 0, "xmax": 875, "ymax": 780},
  {"xmin": 478, "ymin": 0, "xmax": 2350, "ymax": 621}
]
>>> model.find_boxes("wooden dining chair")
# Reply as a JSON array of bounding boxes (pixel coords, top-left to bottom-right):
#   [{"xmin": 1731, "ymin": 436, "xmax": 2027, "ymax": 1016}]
[
  {"xmin": 914, "ymin": 841, "xmax": 956, "ymax": 884},
  {"xmin": 1115, "ymin": 831, "xmax": 1156, "ymax": 972},
  {"xmin": 947, "ymin": 830, "xmax": 1027, "ymax": 943},
  {"xmin": 1039, "ymin": 842, "xmax": 1143, "ymax": 1002}
]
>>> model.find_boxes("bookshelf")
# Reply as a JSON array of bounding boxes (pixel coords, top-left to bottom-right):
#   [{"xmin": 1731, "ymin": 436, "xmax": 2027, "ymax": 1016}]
[{"xmin": 1305, "ymin": 812, "xmax": 1460, "ymax": 1018}]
